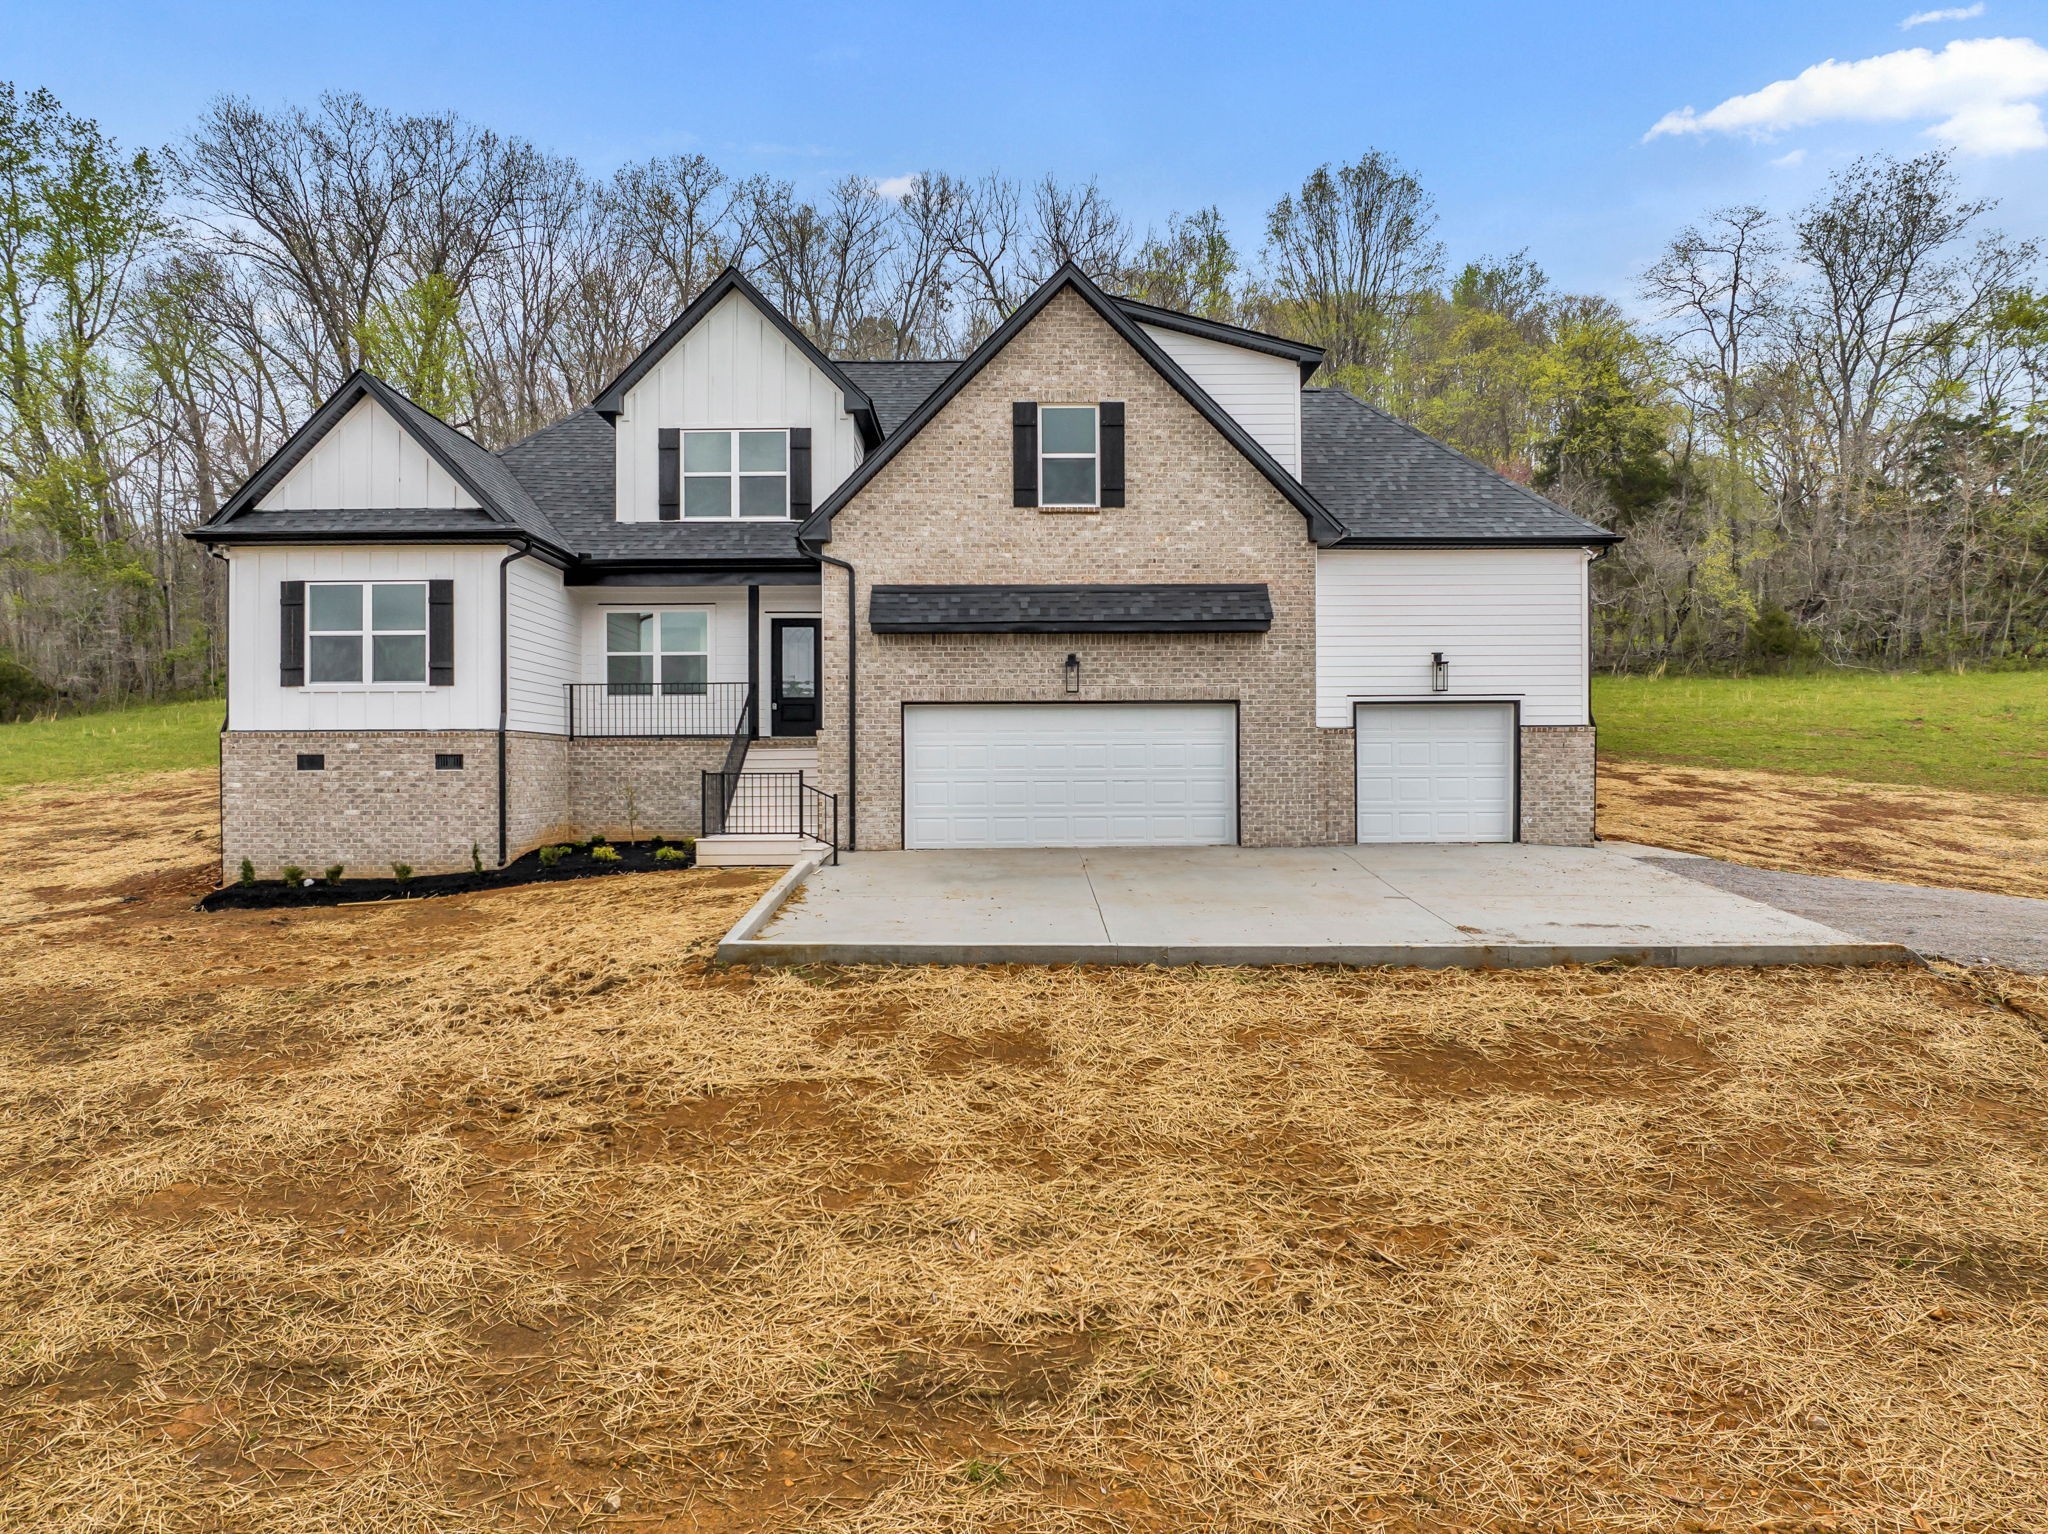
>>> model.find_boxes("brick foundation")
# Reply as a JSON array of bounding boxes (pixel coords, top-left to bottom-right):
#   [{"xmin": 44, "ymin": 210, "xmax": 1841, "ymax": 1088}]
[
  {"xmin": 566, "ymin": 737, "xmax": 730, "ymax": 842},
  {"xmin": 1519, "ymin": 725, "xmax": 1596, "ymax": 845}
]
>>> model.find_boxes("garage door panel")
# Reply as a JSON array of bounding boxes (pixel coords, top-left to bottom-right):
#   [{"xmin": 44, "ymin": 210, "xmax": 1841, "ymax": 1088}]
[
  {"xmin": 904, "ymin": 704, "xmax": 1237, "ymax": 849},
  {"xmin": 1356, "ymin": 703, "xmax": 1515, "ymax": 844}
]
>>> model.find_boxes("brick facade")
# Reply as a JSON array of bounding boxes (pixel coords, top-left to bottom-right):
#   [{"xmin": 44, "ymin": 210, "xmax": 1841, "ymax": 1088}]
[
  {"xmin": 1518, "ymin": 725, "xmax": 1596, "ymax": 846},
  {"xmin": 817, "ymin": 288, "xmax": 1348, "ymax": 850},
  {"xmin": 220, "ymin": 730, "xmax": 727, "ymax": 879}
]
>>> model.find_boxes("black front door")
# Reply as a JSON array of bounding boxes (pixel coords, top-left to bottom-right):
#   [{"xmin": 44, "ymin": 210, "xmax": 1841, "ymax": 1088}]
[{"xmin": 770, "ymin": 619, "xmax": 820, "ymax": 736}]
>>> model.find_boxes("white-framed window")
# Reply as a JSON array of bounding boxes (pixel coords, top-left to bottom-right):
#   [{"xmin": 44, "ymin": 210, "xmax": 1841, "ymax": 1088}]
[
  {"xmin": 684, "ymin": 429, "xmax": 789, "ymax": 519},
  {"xmin": 1039, "ymin": 405, "xmax": 1098, "ymax": 507},
  {"xmin": 306, "ymin": 581, "xmax": 428, "ymax": 685},
  {"xmin": 606, "ymin": 609, "xmax": 710, "ymax": 695}
]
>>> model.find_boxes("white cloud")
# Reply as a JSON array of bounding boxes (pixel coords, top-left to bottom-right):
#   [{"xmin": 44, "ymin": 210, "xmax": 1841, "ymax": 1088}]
[
  {"xmin": 1771, "ymin": 148, "xmax": 1808, "ymax": 166},
  {"xmin": 1901, "ymin": 4, "xmax": 1985, "ymax": 28},
  {"xmin": 873, "ymin": 174, "xmax": 918, "ymax": 201},
  {"xmin": 1646, "ymin": 36, "xmax": 2048, "ymax": 155}
]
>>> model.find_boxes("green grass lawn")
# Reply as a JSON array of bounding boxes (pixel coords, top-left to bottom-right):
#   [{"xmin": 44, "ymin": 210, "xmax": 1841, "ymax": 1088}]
[
  {"xmin": 1594, "ymin": 670, "xmax": 2048, "ymax": 798},
  {"xmin": 0, "ymin": 699, "xmax": 221, "ymax": 789}
]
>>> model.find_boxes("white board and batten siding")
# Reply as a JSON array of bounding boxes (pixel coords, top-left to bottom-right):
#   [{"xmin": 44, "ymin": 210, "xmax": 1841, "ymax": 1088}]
[
  {"xmin": 1315, "ymin": 548, "xmax": 1593, "ymax": 727},
  {"xmin": 1137, "ymin": 325, "xmax": 1300, "ymax": 474},
  {"xmin": 613, "ymin": 291, "xmax": 864, "ymax": 522},
  {"xmin": 226, "ymin": 545, "xmax": 505, "ymax": 732},
  {"xmin": 258, "ymin": 398, "xmax": 478, "ymax": 512}
]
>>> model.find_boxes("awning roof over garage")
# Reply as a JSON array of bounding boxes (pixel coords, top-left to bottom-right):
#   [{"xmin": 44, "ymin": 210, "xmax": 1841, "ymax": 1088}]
[{"xmin": 869, "ymin": 582, "xmax": 1273, "ymax": 634}]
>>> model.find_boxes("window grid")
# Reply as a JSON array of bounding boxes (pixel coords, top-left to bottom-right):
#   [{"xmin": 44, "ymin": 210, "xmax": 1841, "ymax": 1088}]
[
  {"xmin": 1038, "ymin": 405, "xmax": 1099, "ymax": 508},
  {"xmin": 682, "ymin": 429, "xmax": 790, "ymax": 520},
  {"xmin": 305, "ymin": 581, "xmax": 429, "ymax": 686},
  {"xmin": 605, "ymin": 609, "xmax": 711, "ymax": 696}
]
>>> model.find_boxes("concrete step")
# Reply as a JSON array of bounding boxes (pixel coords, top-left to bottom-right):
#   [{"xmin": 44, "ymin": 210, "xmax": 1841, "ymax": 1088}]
[
  {"xmin": 743, "ymin": 746, "xmax": 820, "ymax": 774},
  {"xmin": 695, "ymin": 833, "xmax": 816, "ymax": 868}
]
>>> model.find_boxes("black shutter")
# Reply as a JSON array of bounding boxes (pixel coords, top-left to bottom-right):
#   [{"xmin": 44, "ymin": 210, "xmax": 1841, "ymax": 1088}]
[
  {"xmin": 1099, "ymin": 401, "xmax": 1125, "ymax": 507},
  {"xmin": 428, "ymin": 579, "xmax": 455, "ymax": 687},
  {"xmin": 658, "ymin": 427, "xmax": 680, "ymax": 520},
  {"xmin": 279, "ymin": 581, "xmax": 305, "ymax": 687},
  {"xmin": 788, "ymin": 427, "xmax": 812, "ymax": 520},
  {"xmin": 1012, "ymin": 401, "xmax": 1038, "ymax": 507}
]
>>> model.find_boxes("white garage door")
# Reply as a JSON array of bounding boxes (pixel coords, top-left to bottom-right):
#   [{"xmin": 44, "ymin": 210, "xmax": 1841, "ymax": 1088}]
[
  {"xmin": 903, "ymin": 703, "xmax": 1236, "ymax": 849},
  {"xmin": 1355, "ymin": 703, "xmax": 1515, "ymax": 843}
]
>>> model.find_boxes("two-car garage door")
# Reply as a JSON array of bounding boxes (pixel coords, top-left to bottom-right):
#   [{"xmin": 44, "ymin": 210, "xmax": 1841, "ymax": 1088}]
[{"xmin": 903, "ymin": 703, "xmax": 1236, "ymax": 849}]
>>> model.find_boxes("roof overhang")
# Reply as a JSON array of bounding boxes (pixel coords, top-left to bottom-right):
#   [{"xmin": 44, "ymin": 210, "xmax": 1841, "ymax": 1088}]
[
  {"xmin": 1113, "ymin": 297, "xmax": 1326, "ymax": 383},
  {"xmin": 1326, "ymin": 535, "xmax": 1625, "ymax": 549},
  {"xmin": 563, "ymin": 559, "xmax": 821, "ymax": 587}
]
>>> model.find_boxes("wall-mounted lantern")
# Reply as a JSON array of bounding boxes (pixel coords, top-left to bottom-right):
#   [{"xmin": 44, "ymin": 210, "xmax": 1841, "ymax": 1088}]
[
  {"xmin": 1431, "ymin": 652, "xmax": 1450, "ymax": 692},
  {"xmin": 1064, "ymin": 652, "xmax": 1082, "ymax": 694}
]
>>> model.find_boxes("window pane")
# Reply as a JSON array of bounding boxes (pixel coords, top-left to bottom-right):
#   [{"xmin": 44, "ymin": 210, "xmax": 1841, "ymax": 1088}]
[
  {"xmin": 308, "ymin": 634, "xmax": 363, "ymax": 683},
  {"xmin": 1042, "ymin": 456, "xmax": 1098, "ymax": 505},
  {"xmin": 682, "ymin": 430, "xmax": 730, "ymax": 471},
  {"xmin": 607, "ymin": 654, "xmax": 653, "ymax": 693},
  {"xmin": 779, "ymin": 626, "xmax": 817, "ymax": 696},
  {"xmin": 660, "ymin": 653, "xmax": 708, "ymax": 694},
  {"xmin": 659, "ymin": 610, "xmax": 707, "ymax": 653},
  {"xmin": 371, "ymin": 633, "xmax": 427, "ymax": 683},
  {"xmin": 370, "ymin": 582, "xmax": 426, "ymax": 633},
  {"xmin": 738, "ymin": 430, "xmax": 786, "ymax": 471},
  {"xmin": 607, "ymin": 612, "xmax": 652, "ymax": 652},
  {"xmin": 739, "ymin": 475, "xmax": 787, "ymax": 518},
  {"xmin": 683, "ymin": 476, "xmax": 732, "ymax": 518},
  {"xmin": 1040, "ymin": 406, "xmax": 1096, "ymax": 454},
  {"xmin": 307, "ymin": 583, "xmax": 362, "ymax": 633}
]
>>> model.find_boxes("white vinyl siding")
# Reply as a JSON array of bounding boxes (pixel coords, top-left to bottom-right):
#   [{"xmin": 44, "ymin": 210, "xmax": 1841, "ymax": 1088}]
[
  {"xmin": 506, "ymin": 558, "xmax": 575, "ymax": 734},
  {"xmin": 613, "ymin": 290, "xmax": 861, "ymax": 523},
  {"xmin": 257, "ymin": 397, "xmax": 479, "ymax": 511},
  {"xmin": 1138, "ymin": 324, "xmax": 1301, "ymax": 474},
  {"xmin": 902, "ymin": 703, "xmax": 1237, "ymax": 849},
  {"xmin": 1355, "ymin": 703, "xmax": 1516, "ymax": 843},
  {"xmin": 226, "ymin": 545, "xmax": 501, "ymax": 731},
  {"xmin": 1315, "ymin": 548, "xmax": 1593, "ymax": 727}
]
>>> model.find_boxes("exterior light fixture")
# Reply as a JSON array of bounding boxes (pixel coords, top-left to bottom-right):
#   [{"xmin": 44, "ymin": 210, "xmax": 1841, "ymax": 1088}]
[
  {"xmin": 1431, "ymin": 652, "xmax": 1450, "ymax": 692},
  {"xmin": 1064, "ymin": 652, "xmax": 1081, "ymax": 693}
]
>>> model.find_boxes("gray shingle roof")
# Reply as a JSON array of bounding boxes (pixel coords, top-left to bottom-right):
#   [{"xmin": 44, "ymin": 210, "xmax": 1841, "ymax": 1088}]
[
  {"xmin": 835, "ymin": 361, "xmax": 960, "ymax": 435},
  {"xmin": 1301, "ymin": 388, "xmax": 1619, "ymax": 545},
  {"xmin": 869, "ymin": 583, "xmax": 1274, "ymax": 633}
]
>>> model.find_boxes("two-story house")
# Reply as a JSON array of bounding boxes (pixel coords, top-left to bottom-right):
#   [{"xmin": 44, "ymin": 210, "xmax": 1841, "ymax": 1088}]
[{"xmin": 189, "ymin": 263, "xmax": 1619, "ymax": 878}]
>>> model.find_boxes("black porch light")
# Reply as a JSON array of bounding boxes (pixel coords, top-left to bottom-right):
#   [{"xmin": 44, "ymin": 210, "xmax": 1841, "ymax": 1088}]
[
  {"xmin": 1431, "ymin": 652, "xmax": 1450, "ymax": 692},
  {"xmin": 1064, "ymin": 652, "xmax": 1081, "ymax": 693}
]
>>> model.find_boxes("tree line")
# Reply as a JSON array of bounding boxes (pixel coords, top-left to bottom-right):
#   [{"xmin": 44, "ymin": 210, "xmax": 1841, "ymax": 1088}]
[{"xmin": 2, "ymin": 83, "xmax": 2044, "ymax": 712}]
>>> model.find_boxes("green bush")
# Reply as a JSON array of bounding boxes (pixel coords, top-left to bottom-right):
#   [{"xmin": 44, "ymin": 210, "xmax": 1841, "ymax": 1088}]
[
  {"xmin": 471, "ymin": 842, "xmax": 483, "ymax": 875},
  {"xmin": 237, "ymin": 857, "xmax": 255, "ymax": 887},
  {"xmin": 323, "ymin": 864, "xmax": 345, "ymax": 885},
  {"xmin": 391, "ymin": 862, "xmax": 414, "ymax": 886},
  {"xmin": 0, "ymin": 656, "xmax": 53, "ymax": 722},
  {"xmin": 281, "ymin": 864, "xmax": 306, "ymax": 886},
  {"xmin": 653, "ymin": 845, "xmax": 689, "ymax": 864},
  {"xmin": 591, "ymin": 843, "xmax": 621, "ymax": 864},
  {"xmin": 538, "ymin": 844, "xmax": 570, "ymax": 867},
  {"xmin": 1744, "ymin": 605, "xmax": 1820, "ymax": 668}
]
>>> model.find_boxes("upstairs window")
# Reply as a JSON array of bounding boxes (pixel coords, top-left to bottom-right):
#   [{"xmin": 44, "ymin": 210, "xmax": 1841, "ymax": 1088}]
[
  {"xmin": 683, "ymin": 429, "xmax": 789, "ymax": 519},
  {"xmin": 1038, "ymin": 406, "xmax": 1098, "ymax": 507},
  {"xmin": 306, "ymin": 582, "xmax": 428, "ymax": 684},
  {"xmin": 606, "ymin": 610, "xmax": 709, "ymax": 695}
]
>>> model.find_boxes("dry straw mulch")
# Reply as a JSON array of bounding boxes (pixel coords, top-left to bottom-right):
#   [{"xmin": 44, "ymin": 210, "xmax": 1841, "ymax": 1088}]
[
  {"xmin": 5, "ymin": 770, "xmax": 2048, "ymax": 1532},
  {"xmin": 1599, "ymin": 757, "xmax": 2048, "ymax": 899}
]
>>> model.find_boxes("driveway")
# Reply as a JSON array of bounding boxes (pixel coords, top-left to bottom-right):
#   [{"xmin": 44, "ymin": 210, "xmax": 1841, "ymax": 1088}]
[{"xmin": 724, "ymin": 845, "xmax": 1908, "ymax": 968}]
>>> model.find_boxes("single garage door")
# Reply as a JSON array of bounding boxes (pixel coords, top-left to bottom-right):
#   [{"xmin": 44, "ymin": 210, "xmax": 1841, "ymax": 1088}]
[
  {"xmin": 1355, "ymin": 702, "xmax": 1515, "ymax": 843},
  {"xmin": 903, "ymin": 703, "xmax": 1236, "ymax": 849}
]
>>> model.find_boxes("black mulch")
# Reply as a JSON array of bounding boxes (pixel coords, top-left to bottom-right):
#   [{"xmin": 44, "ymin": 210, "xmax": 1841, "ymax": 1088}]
[{"xmin": 199, "ymin": 840, "xmax": 698, "ymax": 911}]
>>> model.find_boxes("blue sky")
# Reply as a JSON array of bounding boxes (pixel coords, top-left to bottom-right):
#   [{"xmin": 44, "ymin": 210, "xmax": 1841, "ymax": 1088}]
[{"xmin": 7, "ymin": 0, "xmax": 2048, "ymax": 304}]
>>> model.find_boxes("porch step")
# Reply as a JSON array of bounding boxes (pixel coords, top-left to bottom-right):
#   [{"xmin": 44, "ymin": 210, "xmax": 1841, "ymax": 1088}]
[{"xmin": 695, "ymin": 833, "xmax": 816, "ymax": 868}]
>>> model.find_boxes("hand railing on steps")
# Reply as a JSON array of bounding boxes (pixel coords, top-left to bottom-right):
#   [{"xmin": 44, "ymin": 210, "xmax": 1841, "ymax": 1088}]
[{"xmin": 700, "ymin": 770, "xmax": 839, "ymax": 864}]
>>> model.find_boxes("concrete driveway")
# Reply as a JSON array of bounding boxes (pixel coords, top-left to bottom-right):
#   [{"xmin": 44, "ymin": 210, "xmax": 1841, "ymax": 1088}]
[{"xmin": 724, "ymin": 844, "xmax": 1909, "ymax": 968}]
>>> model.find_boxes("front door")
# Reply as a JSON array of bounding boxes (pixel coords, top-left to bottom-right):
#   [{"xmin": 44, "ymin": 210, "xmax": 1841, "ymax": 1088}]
[{"xmin": 770, "ymin": 619, "xmax": 820, "ymax": 736}]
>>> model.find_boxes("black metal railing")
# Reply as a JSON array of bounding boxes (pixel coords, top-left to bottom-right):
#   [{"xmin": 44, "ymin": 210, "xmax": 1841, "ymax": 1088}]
[
  {"xmin": 701, "ymin": 769, "xmax": 839, "ymax": 864},
  {"xmin": 566, "ymin": 680, "xmax": 750, "ymax": 738}
]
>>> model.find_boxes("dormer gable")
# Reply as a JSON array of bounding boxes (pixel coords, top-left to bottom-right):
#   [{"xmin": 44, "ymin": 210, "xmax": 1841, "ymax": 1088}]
[{"xmin": 595, "ymin": 268, "xmax": 881, "ymax": 525}]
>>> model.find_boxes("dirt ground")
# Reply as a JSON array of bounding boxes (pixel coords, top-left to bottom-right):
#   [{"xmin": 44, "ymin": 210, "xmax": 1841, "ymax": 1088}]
[
  {"xmin": 1599, "ymin": 758, "xmax": 2048, "ymax": 900},
  {"xmin": 5, "ymin": 771, "xmax": 2048, "ymax": 1532}
]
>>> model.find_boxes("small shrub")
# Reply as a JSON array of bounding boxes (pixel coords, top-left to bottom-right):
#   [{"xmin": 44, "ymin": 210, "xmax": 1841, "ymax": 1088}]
[
  {"xmin": 653, "ymin": 845, "xmax": 689, "ymax": 864},
  {"xmin": 280, "ymin": 865, "xmax": 306, "ymax": 886},
  {"xmin": 391, "ymin": 862, "xmax": 414, "ymax": 886},
  {"xmin": 954, "ymin": 1458, "xmax": 1008, "ymax": 1488},
  {"xmin": 323, "ymin": 864, "xmax": 344, "ymax": 885},
  {"xmin": 471, "ymin": 842, "xmax": 483, "ymax": 875},
  {"xmin": 237, "ymin": 857, "xmax": 255, "ymax": 887},
  {"xmin": 0, "ymin": 654, "xmax": 53, "ymax": 722},
  {"xmin": 675, "ymin": 834, "xmax": 697, "ymax": 855},
  {"xmin": 591, "ymin": 843, "xmax": 621, "ymax": 864},
  {"xmin": 538, "ymin": 844, "xmax": 570, "ymax": 868}
]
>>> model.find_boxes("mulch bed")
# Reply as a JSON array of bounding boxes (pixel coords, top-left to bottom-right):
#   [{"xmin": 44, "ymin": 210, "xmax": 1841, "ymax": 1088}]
[{"xmin": 199, "ymin": 840, "xmax": 696, "ymax": 911}]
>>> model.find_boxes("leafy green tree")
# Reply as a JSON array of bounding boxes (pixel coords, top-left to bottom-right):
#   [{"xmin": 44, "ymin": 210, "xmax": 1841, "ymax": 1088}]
[{"xmin": 353, "ymin": 271, "xmax": 473, "ymax": 421}]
